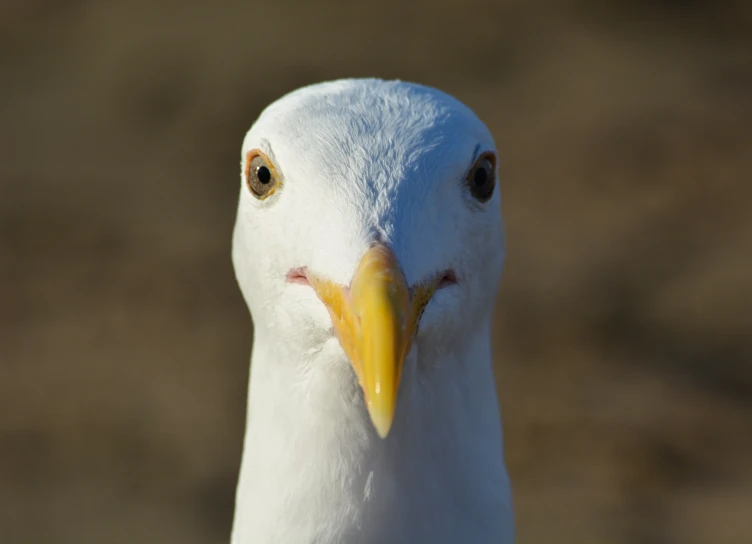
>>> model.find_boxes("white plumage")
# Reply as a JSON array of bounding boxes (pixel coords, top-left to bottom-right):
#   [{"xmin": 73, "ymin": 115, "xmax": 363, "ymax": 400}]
[{"xmin": 231, "ymin": 78, "xmax": 514, "ymax": 543}]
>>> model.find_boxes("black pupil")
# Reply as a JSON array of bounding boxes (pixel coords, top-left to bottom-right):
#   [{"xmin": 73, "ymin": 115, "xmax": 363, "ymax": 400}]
[
  {"xmin": 473, "ymin": 164, "xmax": 489, "ymax": 186},
  {"xmin": 256, "ymin": 166, "xmax": 271, "ymax": 184}
]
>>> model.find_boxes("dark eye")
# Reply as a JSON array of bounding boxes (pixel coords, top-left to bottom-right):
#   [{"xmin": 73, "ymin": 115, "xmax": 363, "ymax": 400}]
[
  {"xmin": 467, "ymin": 152, "xmax": 496, "ymax": 202},
  {"xmin": 244, "ymin": 150, "xmax": 280, "ymax": 199}
]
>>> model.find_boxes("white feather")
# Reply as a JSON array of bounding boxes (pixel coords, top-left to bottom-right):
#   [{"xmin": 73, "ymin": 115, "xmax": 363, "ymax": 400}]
[{"xmin": 231, "ymin": 78, "xmax": 514, "ymax": 544}]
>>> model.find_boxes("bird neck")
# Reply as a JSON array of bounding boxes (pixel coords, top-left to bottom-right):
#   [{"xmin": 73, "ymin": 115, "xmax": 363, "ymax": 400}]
[{"xmin": 231, "ymin": 327, "xmax": 514, "ymax": 544}]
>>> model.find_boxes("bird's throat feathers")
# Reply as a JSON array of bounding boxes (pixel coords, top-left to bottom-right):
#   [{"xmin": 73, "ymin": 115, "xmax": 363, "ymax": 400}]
[{"xmin": 232, "ymin": 328, "xmax": 512, "ymax": 544}]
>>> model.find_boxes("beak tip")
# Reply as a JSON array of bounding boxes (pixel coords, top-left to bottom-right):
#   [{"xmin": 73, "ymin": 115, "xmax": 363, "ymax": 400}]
[{"xmin": 369, "ymin": 410, "xmax": 394, "ymax": 439}]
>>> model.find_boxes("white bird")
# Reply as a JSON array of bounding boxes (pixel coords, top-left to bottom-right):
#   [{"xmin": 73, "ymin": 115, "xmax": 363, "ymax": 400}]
[{"xmin": 230, "ymin": 78, "xmax": 514, "ymax": 544}]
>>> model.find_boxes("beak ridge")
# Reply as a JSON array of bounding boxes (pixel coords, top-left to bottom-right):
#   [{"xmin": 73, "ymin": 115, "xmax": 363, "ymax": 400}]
[{"xmin": 309, "ymin": 244, "xmax": 439, "ymax": 438}]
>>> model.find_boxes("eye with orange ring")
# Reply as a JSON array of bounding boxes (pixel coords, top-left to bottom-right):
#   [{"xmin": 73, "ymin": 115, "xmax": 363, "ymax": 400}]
[{"xmin": 244, "ymin": 149, "xmax": 282, "ymax": 199}]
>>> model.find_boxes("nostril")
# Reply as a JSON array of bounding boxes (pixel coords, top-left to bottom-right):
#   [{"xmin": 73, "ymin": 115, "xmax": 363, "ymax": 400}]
[
  {"xmin": 286, "ymin": 267, "xmax": 311, "ymax": 286},
  {"xmin": 438, "ymin": 270, "xmax": 457, "ymax": 289}
]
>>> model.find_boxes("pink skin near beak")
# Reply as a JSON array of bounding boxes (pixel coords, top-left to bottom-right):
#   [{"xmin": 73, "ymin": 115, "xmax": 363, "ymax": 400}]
[{"xmin": 286, "ymin": 245, "xmax": 456, "ymax": 438}]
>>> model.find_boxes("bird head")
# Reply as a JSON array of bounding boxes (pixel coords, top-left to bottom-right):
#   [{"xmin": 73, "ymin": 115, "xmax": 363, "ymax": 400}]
[{"xmin": 232, "ymin": 79, "xmax": 505, "ymax": 438}]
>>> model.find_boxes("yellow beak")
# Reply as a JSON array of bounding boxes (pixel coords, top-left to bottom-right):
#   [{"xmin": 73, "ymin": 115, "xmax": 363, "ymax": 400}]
[{"xmin": 308, "ymin": 245, "xmax": 439, "ymax": 438}]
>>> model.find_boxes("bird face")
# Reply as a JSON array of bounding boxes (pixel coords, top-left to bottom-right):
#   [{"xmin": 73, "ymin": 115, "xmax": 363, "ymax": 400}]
[{"xmin": 232, "ymin": 80, "xmax": 505, "ymax": 438}]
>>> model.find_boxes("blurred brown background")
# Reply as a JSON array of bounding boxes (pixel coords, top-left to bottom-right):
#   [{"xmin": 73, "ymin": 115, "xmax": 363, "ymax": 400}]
[{"xmin": 1, "ymin": 1, "xmax": 751, "ymax": 543}]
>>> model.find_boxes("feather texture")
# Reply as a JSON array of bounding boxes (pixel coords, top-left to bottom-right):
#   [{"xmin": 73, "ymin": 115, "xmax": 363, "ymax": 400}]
[{"xmin": 231, "ymin": 78, "xmax": 514, "ymax": 544}]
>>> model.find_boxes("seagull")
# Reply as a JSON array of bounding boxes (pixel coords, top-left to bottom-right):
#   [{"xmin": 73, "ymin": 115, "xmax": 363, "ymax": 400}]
[{"xmin": 230, "ymin": 79, "xmax": 514, "ymax": 544}]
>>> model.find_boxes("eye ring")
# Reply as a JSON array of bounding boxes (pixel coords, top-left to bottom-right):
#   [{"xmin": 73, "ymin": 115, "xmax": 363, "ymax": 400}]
[
  {"xmin": 244, "ymin": 149, "xmax": 282, "ymax": 199},
  {"xmin": 467, "ymin": 151, "xmax": 497, "ymax": 203}
]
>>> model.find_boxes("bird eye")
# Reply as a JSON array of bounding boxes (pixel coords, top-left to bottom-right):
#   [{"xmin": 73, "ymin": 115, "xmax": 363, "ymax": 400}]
[
  {"xmin": 244, "ymin": 149, "xmax": 280, "ymax": 199},
  {"xmin": 467, "ymin": 152, "xmax": 496, "ymax": 203}
]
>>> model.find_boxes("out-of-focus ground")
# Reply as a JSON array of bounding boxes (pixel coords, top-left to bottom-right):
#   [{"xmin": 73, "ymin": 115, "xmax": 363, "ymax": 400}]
[{"xmin": 1, "ymin": 1, "xmax": 751, "ymax": 543}]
